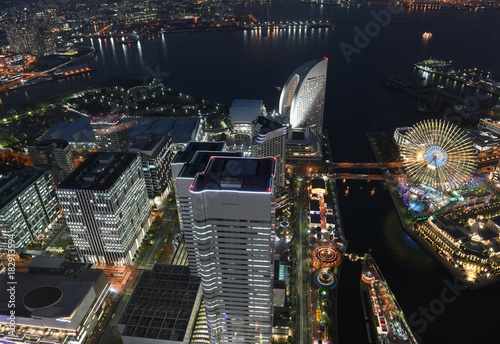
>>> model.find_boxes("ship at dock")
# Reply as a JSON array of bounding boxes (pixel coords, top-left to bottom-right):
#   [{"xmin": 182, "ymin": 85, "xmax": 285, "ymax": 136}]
[
  {"xmin": 360, "ymin": 254, "xmax": 421, "ymax": 344},
  {"xmin": 415, "ymin": 58, "xmax": 452, "ymax": 72}
]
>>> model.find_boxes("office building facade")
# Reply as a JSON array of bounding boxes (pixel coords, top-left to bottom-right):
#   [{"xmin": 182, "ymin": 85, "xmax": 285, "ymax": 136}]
[
  {"xmin": 56, "ymin": 152, "xmax": 151, "ymax": 266},
  {"xmin": 279, "ymin": 58, "xmax": 328, "ymax": 132},
  {"xmin": 91, "ymin": 114, "xmax": 130, "ymax": 151},
  {"xmin": 190, "ymin": 157, "xmax": 276, "ymax": 344},
  {"xmin": 28, "ymin": 139, "xmax": 76, "ymax": 178},
  {"xmin": 0, "ymin": 168, "xmax": 59, "ymax": 251},
  {"xmin": 129, "ymin": 135, "xmax": 174, "ymax": 205},
  {"xmin": 252, "ymin": 116, "xmax": 287, "ymax": 189}
]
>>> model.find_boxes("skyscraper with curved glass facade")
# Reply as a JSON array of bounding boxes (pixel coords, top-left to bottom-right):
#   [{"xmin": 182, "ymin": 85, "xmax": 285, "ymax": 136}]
[{"xmin": 279, "ymin": 58, "xmax": 328, "ymax": 132}]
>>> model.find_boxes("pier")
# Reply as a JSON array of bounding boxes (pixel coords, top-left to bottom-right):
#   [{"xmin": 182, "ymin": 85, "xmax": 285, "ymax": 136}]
[{"xmin": 415, "ymin": 59, "xmax": 500, "ymax": 97}]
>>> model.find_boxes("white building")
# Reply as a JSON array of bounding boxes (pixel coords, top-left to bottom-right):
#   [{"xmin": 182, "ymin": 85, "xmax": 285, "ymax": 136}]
[
  {"xmin": 230, "ymin": 99, "xmax": 266, "ymax": 136},
  {"xmin": 190, "ymin": 157, "xmax": 276, "ymax": 344},
  {"xmin": 171, "ymin": 141, "xmax": 240, "ymax": 276},
  {"xmin": 279, "ymin": 58, "xmax": 328, "ymax": 132},
  {"xmin": 252, "ymin": 116, "xmax": 287, "ymax": 189},
  {"xmin": 56, "ymin": 152, "xmax": 151, "ymax": 266}
]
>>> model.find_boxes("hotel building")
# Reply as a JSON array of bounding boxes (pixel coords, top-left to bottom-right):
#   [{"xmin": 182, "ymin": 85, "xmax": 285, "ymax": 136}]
[{"xmin": 279, "ymin": 58, "xmax": 328, "ymax": 132}]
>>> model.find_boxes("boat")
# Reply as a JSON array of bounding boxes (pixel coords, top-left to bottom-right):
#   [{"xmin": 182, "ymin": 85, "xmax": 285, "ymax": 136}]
[
  {"xmin": 415, "ymin": 58, "xmax": 452, "ymax": 72},
  {"xmin": 360, "ymin": 254, "xmax": 421, "ymax": 344},
  {"xmin": 422, "ymin": 32, "xmax": 432, "ymax": 39}
]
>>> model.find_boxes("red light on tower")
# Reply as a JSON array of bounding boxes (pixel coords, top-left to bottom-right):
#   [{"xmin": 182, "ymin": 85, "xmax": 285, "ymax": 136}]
[{"xmin": 324, "ymin": 56, "xmax": 328, "ymax": 60}]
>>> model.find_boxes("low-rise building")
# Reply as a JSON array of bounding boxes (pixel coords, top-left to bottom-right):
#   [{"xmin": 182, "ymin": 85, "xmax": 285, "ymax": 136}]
[
  {"xmin": 0, "ymin": 257, "xmax": 108, "ymax": 344},
  {"xmin": 230, "ymin": 99, "xmax": 266, "ymax": 136},
  {"xmin": 286, "ymin": 126, "xmax": 322, "ymax": 161},
  {"xmin": 118, "ymin": 264, "xmax": 202, "ymax": 344}
]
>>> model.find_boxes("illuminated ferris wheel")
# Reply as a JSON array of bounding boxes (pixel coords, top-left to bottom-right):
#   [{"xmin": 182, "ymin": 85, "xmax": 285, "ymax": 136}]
[{"xmin": 400, "ymin": 119, "xmax": 476, "ymax": 191}]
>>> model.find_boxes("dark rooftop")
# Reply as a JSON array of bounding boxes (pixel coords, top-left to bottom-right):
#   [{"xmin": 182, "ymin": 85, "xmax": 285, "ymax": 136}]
[
  {"xmin": 291, "ymin": 131, "xmax": 306, "ymax": 141},
  {"xmin": 488, "ymin": 216, "xmax": 500, "ymax": 227},
  {"xmin": 23, "ymin": 286, "xmax": 63, "ymax": 310},
  {"xmin": 311, "ymin": 178, "xmax": 326, "ymax": 189},
  {"xmin": 0, "ymin": 259, "xmax": 104, "ymax": 318},
  {"xmin": 171, "ymin": 141, "xmax": 225, "ymax": 165},
  {"xmin": 253, "ymin": 116, "xmax": 284, "ymax": 134},
  {"xmin": 479, "ymin": 226, "xmax": 498, "ymax": 241},
  {"xmin": 0, "ymin": 168, "xmax": 47, "ymax": 209},
  {"xmin": 119, "ymin": 265, "xmax": 200, "ymax": 342},
  {"xmin": 28, "ymin": 256, "xmax": 66, "ymax": 270},
  {"xmin": 58, "ymin": 152, "xmax": 139, "ymax": 191},
  {"xmin": 463, "ymin": 241, "xmax": 488, "ymax": 259},
  {"xmin": 436, "ymin": 218, "xmax": 469, "ymax": 241},
  {"xmin": 310, "ymin": 214, "xmax": 321, "ymax": 224},
  {"xmin": 28, "ymin": 139, "xmax": 70, "ymax": 150},
  {"xmin": 129, "ymin": 135, "xmax": 171, "ymax": 159},
  {"xmin": 190, "ymin": 157, "xmax": 275, "ymax": 192},
  {"xmin": 178, "ymin": 151, "xmax": 242, "ymax": 179},
  {"xmin": 310, "ymin": 199, "xmax": 320, "ymax": 211}
]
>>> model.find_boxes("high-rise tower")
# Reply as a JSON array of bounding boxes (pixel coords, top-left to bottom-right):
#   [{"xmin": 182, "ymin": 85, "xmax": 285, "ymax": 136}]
[
  {"xmin": 190, "ymin": 157, "xmax": 276, "ymax": 344},
  {"xmin": 171, "ymin": 142, "xmax": 241, "ymax": 276},
  {"xmin": 279, "ymin": 58, "xmax": 328, "ymax": 132}
]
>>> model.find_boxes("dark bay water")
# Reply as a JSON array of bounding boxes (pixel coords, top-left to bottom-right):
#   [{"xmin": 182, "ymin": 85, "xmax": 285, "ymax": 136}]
[{"xmin": 2, "ymin": 2, "xmax": 500, "ymax": 342}]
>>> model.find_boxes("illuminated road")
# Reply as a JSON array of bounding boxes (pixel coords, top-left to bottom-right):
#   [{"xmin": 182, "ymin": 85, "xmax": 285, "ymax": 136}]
[
  {"xmin": 330, "ymin": 162, "xmax": 402, "ymax": 169},
  {"xmin": 333, "ymin": 173, "xmax": 402, "ymax": 181},
  {"xmin": 295, "ymin": 178, "xmax": 309, "ymax": 344}
]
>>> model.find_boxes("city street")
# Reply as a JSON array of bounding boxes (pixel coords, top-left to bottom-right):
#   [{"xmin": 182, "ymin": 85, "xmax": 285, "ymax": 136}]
[
  {"xmin": 138, "ymin": 200, "xmax": 180, "ymax": 269},
  {"xmin": 294, "ymin": 178, "xmax": 310, "ymax": 344}
]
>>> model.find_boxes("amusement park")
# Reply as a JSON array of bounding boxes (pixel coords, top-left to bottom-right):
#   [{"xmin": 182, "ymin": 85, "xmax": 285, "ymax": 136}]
[
  {"xmin": 305, "ymin": 176, "xmax": 345, "ymax": 344},
  {"xmin": 397, "ymin": 119, "xmax": 484, "ymax": 220},
  {"xmin": 393, "ymin": 119, "xmax": 500, "ymax": 286}
]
